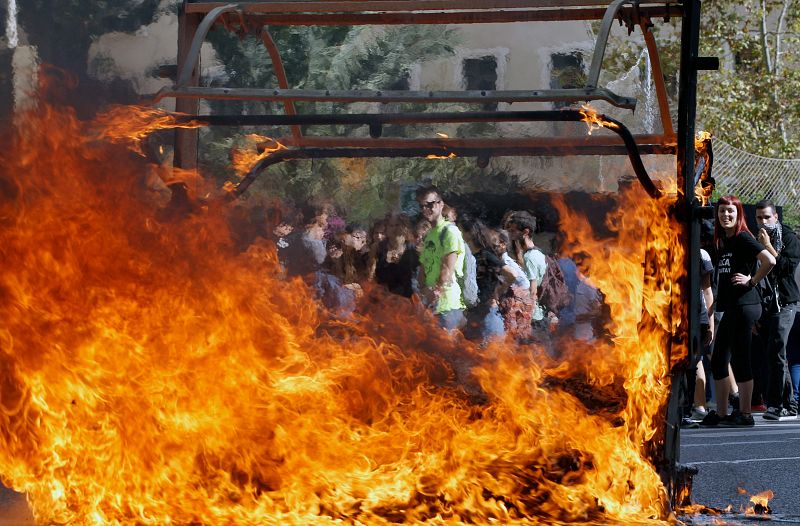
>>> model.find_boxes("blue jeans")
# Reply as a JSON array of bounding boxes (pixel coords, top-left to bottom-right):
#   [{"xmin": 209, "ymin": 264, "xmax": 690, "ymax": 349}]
[{"xmin": 438, "ymin": 309, "xmax": 466, "ymax": 332}]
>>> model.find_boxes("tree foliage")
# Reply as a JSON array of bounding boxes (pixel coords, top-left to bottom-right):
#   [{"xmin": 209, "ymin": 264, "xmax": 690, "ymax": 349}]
[
  {"xmin": 600, "ymin": 1, "xmax": 799, "ymax": 158},
  {"xmin": 697, "ymin": 0, "xmax": 800, "ymax": 158}
]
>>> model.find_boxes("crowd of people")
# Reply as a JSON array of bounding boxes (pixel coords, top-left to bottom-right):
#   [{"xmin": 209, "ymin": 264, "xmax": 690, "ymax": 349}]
[
  {"xmin": 266, "ymin": 185, "xmax": 604, "ymax": 349},
  {"xmin": 258, "ymin": 185, "xmax": 800, "ymax": 428},
  {"xmin": 684, "ymin": 197, "xmax": 800, "ymax": 428}
]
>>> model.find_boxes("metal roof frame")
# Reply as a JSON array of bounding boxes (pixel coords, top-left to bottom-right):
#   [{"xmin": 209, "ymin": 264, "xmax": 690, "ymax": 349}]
[
  {"xmin": 165, "ymin": 0, "xmax": 680, "ymax": 172},
  {"xmin": 158, "ymin": 0, "xmax": 714, "ymax": 514}
]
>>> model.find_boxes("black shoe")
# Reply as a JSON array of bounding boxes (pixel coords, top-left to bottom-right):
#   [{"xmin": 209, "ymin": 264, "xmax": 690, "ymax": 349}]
[
  {"xmin": 719, "ymin": 412, "xmax": 754, "ymax": 427},
  {"xmin": 764, "ymin": 407, "xmax": 795, "ymax": 420},
  {"xmin": 699, "ymin": 410, "xmax": 722, "ymax": 427},
  {"xmin": 681, "ymin": 417, "xmax": 699, "ymax": 429}
]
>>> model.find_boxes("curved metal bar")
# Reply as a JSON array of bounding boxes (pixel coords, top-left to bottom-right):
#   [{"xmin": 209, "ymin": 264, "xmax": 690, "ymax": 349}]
[
  {"xmin": 176, "ymin": 3, "xmax": 239, "ymax": 88},
  {"xmin": 230, "ymin": 110, "xmax": 662, "ymax": 199},
  {"xmin": 259, "ymin": 29, "xmax": 302, "ymax": 141},
  {"xmin": 587, "ymin": 0, "xmax": 634, "ymax": 89}
]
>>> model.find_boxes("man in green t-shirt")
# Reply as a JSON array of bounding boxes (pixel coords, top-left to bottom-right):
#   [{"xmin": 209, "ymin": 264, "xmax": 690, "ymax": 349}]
[{"xmin": 416, "ymin": 185, "xmax": 466, "ymax": 330}]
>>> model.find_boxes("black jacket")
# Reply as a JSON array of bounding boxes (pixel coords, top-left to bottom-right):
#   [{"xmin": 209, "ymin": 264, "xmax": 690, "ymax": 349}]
[{"xmin": 766, "ymin": 224, "xmax": 800, "ymax": 305}]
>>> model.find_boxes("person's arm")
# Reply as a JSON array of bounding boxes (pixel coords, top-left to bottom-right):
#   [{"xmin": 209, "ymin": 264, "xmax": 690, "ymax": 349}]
[
  {"xmin": 774, "ymin": 228, "xmax": 800, "ymax": 274},
  {"xmin": 437, "ymin": 251, "xmax": 458, "ymax": 290},
  {"xmin": 732, "ymin": 250, "xmax": 776, "ymax": 287},
  {"xmin": 701, "ymin": 272, "xmax": 714, "ymax": 343}
]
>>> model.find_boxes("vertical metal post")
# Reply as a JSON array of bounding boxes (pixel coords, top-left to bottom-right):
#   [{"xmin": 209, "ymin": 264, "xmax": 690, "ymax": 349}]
[
  {"xmin": 662, "ymin": 0, "xmax": 702, "ymax": 506},
  {"xmin": 174, "ymin": 1, "xmax": 201, "ymax": 170}
]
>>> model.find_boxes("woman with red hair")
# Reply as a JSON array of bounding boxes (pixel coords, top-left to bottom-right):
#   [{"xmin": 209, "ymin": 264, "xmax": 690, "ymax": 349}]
[{"xmin": 702, "ymin": 195, "xmax": 776, "ymax": 427}]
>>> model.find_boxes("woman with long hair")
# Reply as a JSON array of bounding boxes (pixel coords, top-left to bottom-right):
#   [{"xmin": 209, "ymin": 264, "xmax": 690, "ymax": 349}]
[
  {"xmin": 701, "ymin": 195, "xmax": 775, "ymax": 427},
  {"xmin": 370, "ymin": 213, "xmax": 419, "ymax": 298}
]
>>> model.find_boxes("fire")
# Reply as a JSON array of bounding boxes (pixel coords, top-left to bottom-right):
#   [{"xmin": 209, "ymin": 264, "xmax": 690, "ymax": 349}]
[
  {"xmin": 230, "ymin": 134, "xmax": 287, "ymax": 178},
  {"xmin": 426, "ymin": 153, "xmax": 457, "ymax": 159},
  {"xmin": 693, "ymin": 131, "xmax": 714, "ymax": 206},
  {"xmin": 436, "ymin": 132, "xmax": 450, "ymax": 138},
  {"xmin": 93, "ymin": 105, "xmax": 205, "ymax": 155},
  {"xmin": 579, "ymin": 105, "xmax": 620, "ymax": 135},
  {"xmin": 746, "ymin": 489, "xmax": 773, "ymax": 515},
  {"xmin": 0, "ymin": 101, "xmax": 686, "ymax": 525}
]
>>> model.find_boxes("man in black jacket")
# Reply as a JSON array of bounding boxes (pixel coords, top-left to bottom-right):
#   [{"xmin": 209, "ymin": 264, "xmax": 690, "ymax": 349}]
[{"xmin": 756, "ymin": 199, "xmax": 800, "ymax": 419}]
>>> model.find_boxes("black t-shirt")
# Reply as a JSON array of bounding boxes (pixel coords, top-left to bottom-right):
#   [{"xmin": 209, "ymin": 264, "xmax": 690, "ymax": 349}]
[
  {"xmin": 715, "ymin": 231, "xmax": 763, "ymax": 311},
  {"xmin": 475, "ymin": 249, "xmax": 504, "ymax": 305},
  {"xmin": 374, "ymin": 241, "xmax": 419, "ymax": 298}
]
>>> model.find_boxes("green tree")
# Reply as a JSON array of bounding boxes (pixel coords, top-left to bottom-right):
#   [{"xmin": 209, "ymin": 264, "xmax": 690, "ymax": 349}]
[{"xmin": 697, "ymin": 0, "xmax": 800, "ymax": 158}]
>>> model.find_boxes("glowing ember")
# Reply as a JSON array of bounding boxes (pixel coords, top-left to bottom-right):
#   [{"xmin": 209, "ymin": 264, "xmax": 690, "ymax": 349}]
[
  {"xmin": 0, "ymin": 100, "xmax": 685, "ymax": 525},
  {"xmin": 579, "ymin": 105, "xmax": 620, "ymax": 135},
  {"xmin": 425, "ymin": 153, "xmax": 457, "ymax": 159}
]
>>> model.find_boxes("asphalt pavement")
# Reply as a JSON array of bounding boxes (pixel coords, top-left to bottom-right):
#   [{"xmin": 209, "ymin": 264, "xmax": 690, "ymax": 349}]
[{"xmin": 680, "ymin": 413, "xmax": 800, "ymax": 525}]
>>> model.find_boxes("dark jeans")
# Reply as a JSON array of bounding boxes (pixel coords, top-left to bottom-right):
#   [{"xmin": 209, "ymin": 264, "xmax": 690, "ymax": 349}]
[
  {"xmin": 764, "ymin": 303, "xmax": 797, "ymax": 409},
  {"xmin": 712, "ymin": 303, "xmax": 761, "ymax": 382}
]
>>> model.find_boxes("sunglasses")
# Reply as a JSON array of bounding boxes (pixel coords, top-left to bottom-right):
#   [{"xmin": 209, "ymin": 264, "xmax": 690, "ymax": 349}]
[{"xmin": 420, "ymin": 200, "xmax": 441, "ymax": 209}]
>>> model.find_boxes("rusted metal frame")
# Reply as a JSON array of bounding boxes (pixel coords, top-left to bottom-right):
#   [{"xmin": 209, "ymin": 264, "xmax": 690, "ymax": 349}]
[
  {"xmin": 170, "ymin": 1, "xmax": 677, "ymax": 111},
  {"xmin": 227, "ymin": 109, "xmax": 663, "ymax": 199},
  {"xmin": 259, "ymin": 29, "xmax": 302, "ymax": 141},
  {"xmin": 186, "ymin": 0, "xmax": 673, "ymax": 15},
  {"xmin": 153, "ymin": 86, "xmax": 638, "ymax": 108},
  {"xmin": 205, "ymin": 6, "xmax": 681, "ymax": 26},
  {"xmin": 174, "ymin": 6, "xmax": 203, "ymax": 170},
  {"xmin": 640, "ymin": 17, "xmax": 675, "ymax": 137}
]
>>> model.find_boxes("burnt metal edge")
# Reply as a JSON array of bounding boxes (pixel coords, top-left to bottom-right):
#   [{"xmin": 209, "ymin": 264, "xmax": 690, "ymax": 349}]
[{"xmin": 223, "ymin": 109, "xmax": 662, "ymax": 199}]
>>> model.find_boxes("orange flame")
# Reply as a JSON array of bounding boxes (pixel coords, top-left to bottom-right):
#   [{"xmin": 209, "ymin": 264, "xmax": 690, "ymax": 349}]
[
  {"xmin": 579, "ymin": 104, "xmax": 620, "ymax": 135},
  {"xmin": 426, "ymin": 153, "xmax": 457, "ymax": 159},
  {"xmin": 693, "ymin": 131, "xmax": 714, "ymax": 206},
  {"xmin": 0, "ymin": 102, "xmax": 686, "ymax": 525},
  {"xmin": 230, "ymin": 134, "xmax": 287, "ymax": 178},
  {"xmin": 745, "ymin": 489, "xmax": 774, "ymax": 515},
  {"xmin": 93, "ymin": 105, "xmax": 205, "ymax": 155}
]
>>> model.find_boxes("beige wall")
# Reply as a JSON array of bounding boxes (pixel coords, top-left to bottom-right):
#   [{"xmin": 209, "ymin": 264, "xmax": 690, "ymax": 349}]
[{"xmin": 88, "ymin": 7, "xmax": 218, "ymax": 112}]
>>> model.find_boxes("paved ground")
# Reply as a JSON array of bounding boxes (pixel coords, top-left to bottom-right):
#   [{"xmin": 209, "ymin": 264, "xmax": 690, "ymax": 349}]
[{"xmin": 679, "ymin": 414, "xmax": 800, "ymax": 525}]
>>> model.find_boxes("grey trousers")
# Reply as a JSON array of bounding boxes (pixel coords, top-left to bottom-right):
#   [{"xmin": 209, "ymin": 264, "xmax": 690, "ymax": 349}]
[{"xmin": 765, "ymin": 303, "xmax": 798, "ymax": 409}]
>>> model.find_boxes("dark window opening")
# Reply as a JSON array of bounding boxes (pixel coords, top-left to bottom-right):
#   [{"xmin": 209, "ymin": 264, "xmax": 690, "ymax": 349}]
[
  {"xmin": 550, "ymin": 52, "xmax": 586, "ymax": 108},
  {"xmin": 463, "ymin": 56, "xmax": 498, "ymax": 110}
]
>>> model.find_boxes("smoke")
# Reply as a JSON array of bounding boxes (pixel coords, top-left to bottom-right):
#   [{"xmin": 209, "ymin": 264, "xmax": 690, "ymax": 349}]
[{"xmin": 5, "ymin": 0, "xmax": 18, "ymax": 49}]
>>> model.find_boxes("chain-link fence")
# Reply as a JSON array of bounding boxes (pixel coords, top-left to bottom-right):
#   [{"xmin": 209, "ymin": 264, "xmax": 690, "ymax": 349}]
[{"xmin": 713, "ymin": 139, "xmax": 800, "ymax": 224}]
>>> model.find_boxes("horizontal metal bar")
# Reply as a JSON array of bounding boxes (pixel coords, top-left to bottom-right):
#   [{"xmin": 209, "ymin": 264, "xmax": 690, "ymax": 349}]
[
  {"xmin": 186, "ymin": 0, "xmax": 677, "ymax": 16},
  {"xmin": 213, "ymin": 6, "xmax": 681, "ymax": 25},
  {"xmin": 184, "ymin": 109, "xmax": 628, "ymax": 126},
  {"xmin": 154, "ymin": 87, "xmax": 638, "ymax": 109},
  {"xmin": 278, "ymin": 135, "xmax": 677, "ymax": 155}
]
